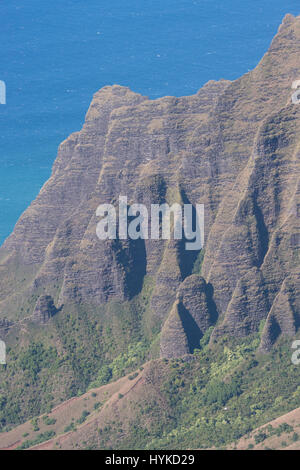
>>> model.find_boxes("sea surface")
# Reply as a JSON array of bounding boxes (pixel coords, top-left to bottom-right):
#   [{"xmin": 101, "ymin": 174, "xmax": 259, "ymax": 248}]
[{"xmin": 0, "ymin": 0, "xmax": 299, "ymax": 244}]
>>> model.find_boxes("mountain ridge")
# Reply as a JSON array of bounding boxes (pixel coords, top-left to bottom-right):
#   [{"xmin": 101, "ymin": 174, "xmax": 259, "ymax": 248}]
[{"xmin": 0, "ymin": 14, "xmax": 299, "ymax": 447}]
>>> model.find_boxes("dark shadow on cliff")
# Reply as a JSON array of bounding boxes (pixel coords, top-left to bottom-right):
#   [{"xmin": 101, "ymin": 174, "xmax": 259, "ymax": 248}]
[
  {"xmin": 177, "ymin": 189, "xmax": 202, "ymax": 279},
  {"xmin": 112, "ymin": 237, "xmax": 147, "ymax": 300},
  {"xmin": 206, "ymin": 282, "xmax": 219, "ymax": 325},
  {"xmin": 253, "ymin": 196, "xmax": 269, "ymax": 267},
  {"xmin": 178, "ymin": 302, "xmax": 203, "ymax": 353},
  {"xmin": 127, "ymin": 237, "xmax": 147, "ymax": 298}
]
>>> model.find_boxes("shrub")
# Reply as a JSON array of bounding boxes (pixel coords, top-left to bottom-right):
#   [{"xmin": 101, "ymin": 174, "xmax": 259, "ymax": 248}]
[
  {"xmin": 42, "ymin": 415, "xmax": 56, "ymax": 426},
  {"xmin": 17, "ymin": 431, "xmax": 56, "ymax": 450},
  {"xmin": 254, "ymin": 432, "xmax": 267, "ymax": 444},
  {"xmin": 76, "ymin": 410, "xmax": 90, "ymax": 425},
  {"xmin": 128, "ymin": 372, "xmax": 139, "ymax": 380}
]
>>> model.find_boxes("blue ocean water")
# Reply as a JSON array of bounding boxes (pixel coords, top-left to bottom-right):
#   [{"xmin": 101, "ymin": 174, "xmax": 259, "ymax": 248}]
[{"xmin": 0, "ymin": 0, "xmax": 299, "ymax": 245}]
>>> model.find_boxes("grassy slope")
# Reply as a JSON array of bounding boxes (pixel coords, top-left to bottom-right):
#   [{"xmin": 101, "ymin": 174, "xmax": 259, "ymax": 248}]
[
  {"xmin": 0, "ymin": 275, "xmax": 158, "ymax": 431},
  {"xmin": 2, "ymin": 330, "xmax": 300, "ymax": 450},
  {"xmin": 227, "ymin": 407, "xmax": 300, "ymax": 450}
]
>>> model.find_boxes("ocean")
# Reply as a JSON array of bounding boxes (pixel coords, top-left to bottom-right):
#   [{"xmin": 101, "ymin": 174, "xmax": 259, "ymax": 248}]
[{"xmin": 0, "ymin": 0, "xmax": 299, "ymax": 245}]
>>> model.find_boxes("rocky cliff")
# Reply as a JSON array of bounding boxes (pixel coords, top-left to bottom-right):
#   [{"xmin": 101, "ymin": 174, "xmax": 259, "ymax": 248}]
[{"xmin": 0, "ymin": 14, "xmax": 299, "ymax": 430}]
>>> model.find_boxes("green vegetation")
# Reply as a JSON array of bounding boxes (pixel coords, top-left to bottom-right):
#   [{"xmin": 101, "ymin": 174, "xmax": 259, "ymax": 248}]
[
  {"xmin": 93, "ymin": 334, "xmax": 300, "ymax": 450},
  {"xmin": 203, "ymin": 378, "xmax": 241, "ymax": 406},
  {"xmin": 88, "ymin": 341, "xmax": 149, "ymax": 389},
  {"xmin": 192, "ymin": 249, "xmax": 205, "ymax": 275},
  {"xmin": 42, "ymin": 415, "xmax": 56, "ymax": 426},
  {"xmin": 0, "ymin": 277, "xmax": 156, "ymax": 431},
  {"xmin": 199, "ymin": 326, "xmax": 214, "ymax": 350},
  {"xmin": 128, "ymin": 372, "xmax": 139, "ymax": 380},
  {"xmin": 31, "ymin": 417, "xmax": 40, "ymax": 432},
  {"xmin": 17, "ymin": 430, "xmax": 56, "ymax": 449},
  {"xmin": 64, "ymin": 422, "xmax": 76, "ymax": 433},
  {"xmin": 19, "ymin": 343, "xmax": 58, "ymax": 382},
  {"xmin": 76, "ymin": 410, "xmax": 90, "ymax": 425},
  {"xmin": 2, "ymin": 294, "xmax": 300, "ymax": 451},
  {"xmin": 254, "ymin": 432, "xmax": 267, "ymax": 444}
]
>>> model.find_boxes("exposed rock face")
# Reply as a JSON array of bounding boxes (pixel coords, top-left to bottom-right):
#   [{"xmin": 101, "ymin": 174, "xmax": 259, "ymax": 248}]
[
  {"xmin": 259, "ymin": 274, "xmax": 300, "ymax": 352},
  {"xmin": 178, "ymin": 275, "xmax": 214, "ymax": 323},
  {"xmin": 0, "ymin": 15, "xmax": 299, "ymax": 360},
  {"xmin": 160, "ymin": 300, "xmax": 190, "ymax": 358},
  {"xmin": 32, "ymin": 295, "xmax": 57, "ymax": 324},
  {"xmin": 211, "ymin": 267, "xmax": 269, "ymax": 340},
  {"xmin": 160, "ymin": 275, "xmax": 216, "ymax": 357}
]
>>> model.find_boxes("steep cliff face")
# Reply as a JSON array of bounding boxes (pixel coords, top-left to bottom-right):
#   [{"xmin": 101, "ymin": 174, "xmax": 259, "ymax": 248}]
[
  {"xmin": 160, "ymin": 275, "xmax": 216, "ymax": 357},
  {"xmin": 0, "ymin": 15, "xmax": 299, "ymax": 425}
]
